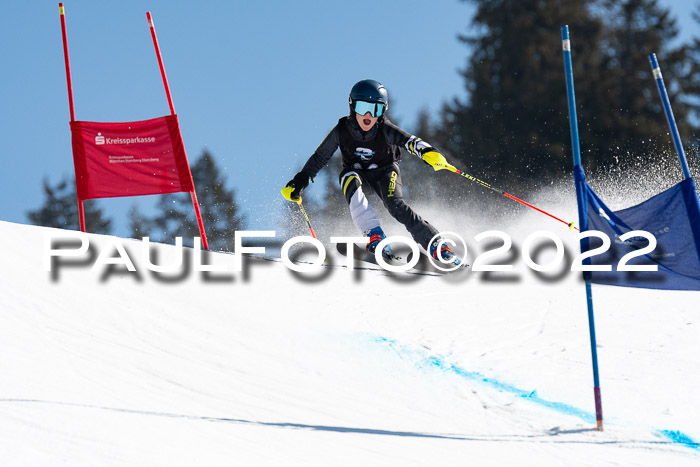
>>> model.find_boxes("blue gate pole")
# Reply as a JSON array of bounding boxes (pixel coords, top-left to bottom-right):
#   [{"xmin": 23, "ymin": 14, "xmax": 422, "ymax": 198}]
[
  {"xmin": 649, "ymin": 53, "xmax": 692, "ymax": 180},
  {"xmin": 561, "ymin": 25, "xmax": 604, "ymax": 431}
]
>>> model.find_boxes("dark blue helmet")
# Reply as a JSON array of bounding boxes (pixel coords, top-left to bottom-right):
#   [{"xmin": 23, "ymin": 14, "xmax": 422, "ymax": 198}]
[{"xmin": 349, "ymin": 79, "xmax": 388, "ymax": 116}]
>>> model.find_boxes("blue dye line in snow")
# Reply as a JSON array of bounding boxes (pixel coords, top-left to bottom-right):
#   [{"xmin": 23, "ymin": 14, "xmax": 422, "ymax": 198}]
[
  {"xmin": 658, "ymin": 430, "xmax": 700, "ymax": 451},
  {"xmin": 369, "ymin": 335, "xmax": 700, "ymax": 451},
  {"xmin": 369, "ymin": 335, "xmax": 596, "ymax": 424}
]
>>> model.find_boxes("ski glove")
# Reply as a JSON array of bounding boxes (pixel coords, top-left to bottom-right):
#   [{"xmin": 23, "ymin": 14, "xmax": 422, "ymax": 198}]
[
  {"xmin": 406, "ymin": 136, "xmax": 449, "ymax": 171},
  {"xmin": 282, "ymin": 171, "xmax": 311, "ymax": 201},
  {"xmin": 421, "ymin": 151, "xmax": 449, "ymax": 171}
]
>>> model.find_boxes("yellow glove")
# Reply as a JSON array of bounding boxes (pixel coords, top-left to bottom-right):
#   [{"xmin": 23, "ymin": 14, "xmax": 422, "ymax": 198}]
[
  {"xmin": 280, "ymin": 186, "xmax": 299, "ymax": 202},
  {"xmin": 281, "ymin": 172, "xmax": 310, "ymax": 202},
  {"xmin": 422, "ymin": 151, "xmax": 449, "ymax": 171}
]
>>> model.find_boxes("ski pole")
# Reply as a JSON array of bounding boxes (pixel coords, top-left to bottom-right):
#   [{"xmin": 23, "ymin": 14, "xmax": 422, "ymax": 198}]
[
  {"xmin": 280, "ymin": 187, "xmax": 328, "ymax": 263},
  {"xmin": 444, "ymin": 163, "xmax": 579, "ymax": 231},
  {"xmin": 281, "ymin": 186, "xmax": 319, "ymax": 238},
  {"xmin": 296, "ymin": 198, "xmax": 318, "ymax": 239},
  {"xmin": 294, "ymin": 198, "xmax": 333, "ymax": 263}
]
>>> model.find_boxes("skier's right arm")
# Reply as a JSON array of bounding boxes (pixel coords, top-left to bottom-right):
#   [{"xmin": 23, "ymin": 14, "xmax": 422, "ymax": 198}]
[
  {"xmin": 301, "ymin": 125, "xmax": 340, "ymax": 179},
  {"xmin": 282, "ymin": 125, "xmax": 340, "ymax": 201}
]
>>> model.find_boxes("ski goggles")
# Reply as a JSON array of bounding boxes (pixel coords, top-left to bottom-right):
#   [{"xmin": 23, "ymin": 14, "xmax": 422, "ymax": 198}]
[{"xmin": 353, "ymin": 100, "xmax": 385, "ymax": 118}]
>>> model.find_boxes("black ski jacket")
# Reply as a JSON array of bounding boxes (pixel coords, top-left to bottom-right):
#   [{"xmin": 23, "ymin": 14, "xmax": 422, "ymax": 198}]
[{"xmin": 301, "ymin": 116, "xmax": 413, "ymax": 179}]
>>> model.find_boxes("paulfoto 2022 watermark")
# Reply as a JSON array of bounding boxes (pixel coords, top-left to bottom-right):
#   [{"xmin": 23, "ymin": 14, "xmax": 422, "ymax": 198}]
[{"xmin": 43, "ymin": 229, "xmax": 660, "ymax": 280}]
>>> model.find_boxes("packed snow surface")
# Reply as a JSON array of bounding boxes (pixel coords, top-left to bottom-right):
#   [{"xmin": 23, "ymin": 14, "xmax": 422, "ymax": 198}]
[{"xmin": 0, "ymin": 217, "xmax": 698, "ymax": 466}]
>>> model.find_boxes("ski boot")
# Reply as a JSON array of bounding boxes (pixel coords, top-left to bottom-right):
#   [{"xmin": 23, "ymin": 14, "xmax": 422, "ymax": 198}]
[
  {"xmin": 365, "ymin": 226, "xmax": 394, "ymax": 260},
  {"xmin": 429, "ymin": 238, "xmax": 462, "ymax": 267}
]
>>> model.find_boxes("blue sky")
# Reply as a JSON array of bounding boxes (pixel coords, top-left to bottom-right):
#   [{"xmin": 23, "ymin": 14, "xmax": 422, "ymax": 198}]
[{"xmin": 1, "ymin": 0, "xmax": 697, "ymax": 237}]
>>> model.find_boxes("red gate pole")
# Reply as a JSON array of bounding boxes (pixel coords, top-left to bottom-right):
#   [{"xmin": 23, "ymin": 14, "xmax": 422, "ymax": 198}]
[
  {"xmin": 146, "ymin": 12, "xmax": 176, "ymax": 115},
  {"xmin": 59, "ymin": 3, "xmax": 75, "ymax": 121},
  {"xmin": 59, "ymin": 3, "xmax": 87, "ymax": 233},
  {"xmin": 146, "ymin": 12, "xmax": 209, "ymax": 250}
]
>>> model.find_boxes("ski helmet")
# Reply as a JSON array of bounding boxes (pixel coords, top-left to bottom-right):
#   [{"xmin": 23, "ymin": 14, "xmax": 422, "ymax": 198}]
[{"xmin": 349, "ymin": 79, "xmax": 388, "ymax": 117}]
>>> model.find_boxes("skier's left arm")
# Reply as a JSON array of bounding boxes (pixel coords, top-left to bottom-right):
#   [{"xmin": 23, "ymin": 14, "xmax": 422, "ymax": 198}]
[
  {"xmin": 405, "ymin": 136, "xmax": 450, "ymax": 171},
  {"xmin": 383, "ymin": 121, "xmax": 450, "ymax": 171}
]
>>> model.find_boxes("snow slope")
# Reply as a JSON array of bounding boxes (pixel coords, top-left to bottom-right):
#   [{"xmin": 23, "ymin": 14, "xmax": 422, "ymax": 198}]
[{"xmin": 0, "ymin": 219, "xmax": 698, "ymax": 466}]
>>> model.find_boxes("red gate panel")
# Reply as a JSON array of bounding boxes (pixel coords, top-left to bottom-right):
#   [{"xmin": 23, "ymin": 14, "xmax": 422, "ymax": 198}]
[{"xmin": 70, "ymin": 115, "xmax": 194, "ymax": 200}]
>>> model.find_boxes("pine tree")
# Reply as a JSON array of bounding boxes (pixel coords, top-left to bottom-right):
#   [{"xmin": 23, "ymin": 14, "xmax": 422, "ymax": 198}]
[
  {"xmin": 27, "ymin": 176, "xmax": 112, "ymax": 234},
  {"xmin": 683, "ymin": 2, "xmax": 700, "ymax": 149},
  {"xmin": 434, "ymin": 0, "xmax": 606, "ymax": 192},
  {"xmin": 130, "ymin": 150, "xmax": 245, "ymax": 251},
  {"xmin": 433, "ymin": 0, "xmax": 690, "ymax": 192},
  {"xmin": 596, "ymin": 0, "xmax": 690, "ymax": 159}
]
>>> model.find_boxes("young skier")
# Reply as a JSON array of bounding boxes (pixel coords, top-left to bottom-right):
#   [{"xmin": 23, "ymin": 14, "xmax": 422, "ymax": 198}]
[{"xmin": 282, "ymin": 79, "xmax": 460, "ymax": 266}]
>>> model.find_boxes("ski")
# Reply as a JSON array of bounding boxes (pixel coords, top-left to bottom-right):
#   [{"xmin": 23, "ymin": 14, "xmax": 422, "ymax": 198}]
[
  {"xmin": 335, "ymin": 242, "xmax": 407, "ymax": 269},
  {"xmin": 335, "ymin": 242, "xmax": 469, "ymax": 275},
  {"xmin": 406, "ymin": 250, "xmax": 469, "ymax": 274}
]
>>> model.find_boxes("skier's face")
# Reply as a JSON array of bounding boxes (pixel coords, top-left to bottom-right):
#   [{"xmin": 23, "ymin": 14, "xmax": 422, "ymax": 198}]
[{"xmin": 355, "ymin": 111, "xmax": 378, "ymax": 132}]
